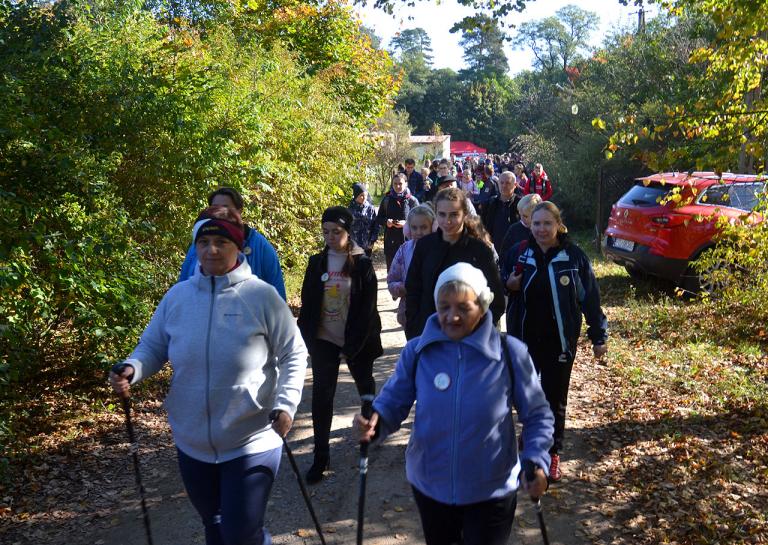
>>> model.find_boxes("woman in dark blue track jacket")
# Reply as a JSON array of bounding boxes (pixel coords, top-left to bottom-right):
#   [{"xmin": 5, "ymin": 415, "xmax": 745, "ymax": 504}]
[{"xmin": 503, "ymin": 201, "xmax": 608, "ymax": 482}]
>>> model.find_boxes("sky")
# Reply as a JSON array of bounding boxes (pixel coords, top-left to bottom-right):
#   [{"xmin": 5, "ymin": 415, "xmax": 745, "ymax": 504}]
[{"xmin": 355, "ymin": 0, "xmax": 660, "ymax": 74}]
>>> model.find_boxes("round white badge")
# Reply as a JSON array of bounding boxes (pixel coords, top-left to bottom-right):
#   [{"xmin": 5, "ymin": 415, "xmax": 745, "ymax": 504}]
[
  {"xmin": 321, "ymin": 272, "xmax": 330, "ymax": 282},
  {"xmin": 243, "ymin": 246, "xmax": 252, "ymax": 256},
  {"xmin": 560, "ymin": 275, "xmax": 570, "ymax": 286},
  {"xmin": 433, "ymin": 372, "xmax": 451, "ymax": 391}
]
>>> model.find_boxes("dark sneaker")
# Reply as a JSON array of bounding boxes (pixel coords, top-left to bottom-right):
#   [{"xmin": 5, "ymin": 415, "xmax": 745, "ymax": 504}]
[{"xmin": 548, "ymin": 454, "xmax": 562, "ymax": 482}]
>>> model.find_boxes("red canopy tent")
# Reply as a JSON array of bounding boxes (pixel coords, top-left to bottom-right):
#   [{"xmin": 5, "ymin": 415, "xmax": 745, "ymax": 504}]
[{"xmin": 450, "ymin": 141, "xmax": 487, "ymax": 157}]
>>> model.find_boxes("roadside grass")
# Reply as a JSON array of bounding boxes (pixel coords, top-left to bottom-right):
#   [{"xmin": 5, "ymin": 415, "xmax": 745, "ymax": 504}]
[{"xmin": 575, "ymin": 230, "xmax": 768, "ymax": 544}]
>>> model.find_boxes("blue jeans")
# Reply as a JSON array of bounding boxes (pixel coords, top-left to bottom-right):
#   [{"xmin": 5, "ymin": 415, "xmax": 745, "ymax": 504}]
[{"xmin": 177, "ymin": 446, "xmax": 281, "ymax": 545}]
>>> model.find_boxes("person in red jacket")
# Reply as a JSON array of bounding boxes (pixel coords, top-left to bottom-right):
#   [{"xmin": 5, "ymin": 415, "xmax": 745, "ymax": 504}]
[{"xmin": 522, "ymin": 163, "xmax": 553, "ymax": 201}]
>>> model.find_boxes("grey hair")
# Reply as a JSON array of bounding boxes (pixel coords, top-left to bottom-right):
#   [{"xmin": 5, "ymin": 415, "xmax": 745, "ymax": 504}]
[
  {"xmin": 499, "ymin": 171, "xmax": 517, "ymax": 184},
  {"xmin": 437, "ymin": 280, "xmax": 493, "ymax": 313}
]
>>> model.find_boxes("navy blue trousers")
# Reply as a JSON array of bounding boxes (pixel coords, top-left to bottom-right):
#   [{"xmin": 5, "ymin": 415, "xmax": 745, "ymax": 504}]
[{"xmin": 177, "ymin": 446, "xmax": 281, "ymax": 545}]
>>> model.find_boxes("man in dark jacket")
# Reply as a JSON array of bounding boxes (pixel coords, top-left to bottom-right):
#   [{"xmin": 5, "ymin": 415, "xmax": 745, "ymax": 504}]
[
  {"xmin": 481, "ymin": 171, "xmax": 524, "ymax": 254},
  {"xmin": 404, "ymin": 158, "xmax": 426, "ymax": 201},
  {"xmin": 475, "ymin": 164, "xmax": 499, "ymax": 214}
]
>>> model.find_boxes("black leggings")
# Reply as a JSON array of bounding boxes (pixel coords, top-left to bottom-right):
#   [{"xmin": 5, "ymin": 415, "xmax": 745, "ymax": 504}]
[
  {"xmin": 527, "ymin": 340, "xmax": 576, "ymax": 454},
  {"xmin": 310, "ymin": 339, "xmax": 376, "ymax": 455},
  {"xmin": 412, "ymin": 486, "xmax": 517, "ymax": 545}
]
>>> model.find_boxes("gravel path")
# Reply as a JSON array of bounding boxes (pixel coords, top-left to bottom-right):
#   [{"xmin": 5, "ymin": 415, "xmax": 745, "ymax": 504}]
[{"xmin": 87, "ymin": 262, "xmax": 610, "ymax": 545}]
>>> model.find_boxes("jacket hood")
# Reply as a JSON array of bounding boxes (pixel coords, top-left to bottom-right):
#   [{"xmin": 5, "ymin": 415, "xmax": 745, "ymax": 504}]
[
  {"xmin": 326, "ymin": 242, "xmax": 366, "ymax": 257},
  {"xmin": 191, "ymin": 255, "xmax": 251, "ymax": 290},
  {"xmin": 415, "ymin": 311, "xmax": 501, "ymax": 362},
  {"xmin": 349, "ymin": 199, "xmax": 372, "ymax": 210}
]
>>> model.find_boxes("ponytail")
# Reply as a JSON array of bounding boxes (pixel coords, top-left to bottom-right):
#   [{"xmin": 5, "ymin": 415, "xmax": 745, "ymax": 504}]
[{"xmin": 463, "ymin": 216, "xmax": 494, "ymax": 250}]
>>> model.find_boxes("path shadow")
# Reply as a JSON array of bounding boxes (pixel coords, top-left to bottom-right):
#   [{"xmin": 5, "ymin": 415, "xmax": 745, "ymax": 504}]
[{"xmin": 560, "ymin": 405, "xmax": 768, "ymax": 544}]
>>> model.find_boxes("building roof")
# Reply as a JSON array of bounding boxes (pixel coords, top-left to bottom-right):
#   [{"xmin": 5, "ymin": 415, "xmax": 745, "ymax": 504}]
[{"xmin": 410, "ymin": 135, "xmax": 451, "ymax": 144}]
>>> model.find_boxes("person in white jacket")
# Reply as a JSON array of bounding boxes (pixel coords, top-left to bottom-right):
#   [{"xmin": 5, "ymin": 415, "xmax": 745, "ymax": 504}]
[{"xmin": 109, "ymin": 205, "xmax": 308, "ymax": 545}]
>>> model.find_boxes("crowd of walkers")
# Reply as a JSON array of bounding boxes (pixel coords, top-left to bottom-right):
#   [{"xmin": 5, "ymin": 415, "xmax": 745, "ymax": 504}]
[{"xmin": 108, "ymin": 153, "xmax": 607, "ymax": 545}]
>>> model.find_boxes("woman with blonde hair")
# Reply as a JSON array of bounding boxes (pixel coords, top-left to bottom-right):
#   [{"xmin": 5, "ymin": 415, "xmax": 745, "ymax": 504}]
[
  {"xmin": 499, "ymin": 193, "xmax": 542, "ymax": 259},
  {"xmin": 404, "ymin": 187, "xmax": 504, "ymax": 339},
  {"xmin": 387, "ymin": 204, "xmax": 436, "ymax": 328},
  {"xmin": 503, "ymin": 201, "xmax": 607, "ymax": 482}
]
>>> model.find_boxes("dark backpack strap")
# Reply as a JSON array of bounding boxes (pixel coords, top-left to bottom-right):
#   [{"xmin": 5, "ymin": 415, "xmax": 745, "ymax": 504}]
[
  {"xmin": 410, "ymin": 347, "xmax": 422, "ymax": 386},
  {"xmin": 500, "ymin": 333, "xmax": 515, "ymax": 388},
  {"xmin": 500, "ymin": 333, "xmax": 520, "ymax": 452}
]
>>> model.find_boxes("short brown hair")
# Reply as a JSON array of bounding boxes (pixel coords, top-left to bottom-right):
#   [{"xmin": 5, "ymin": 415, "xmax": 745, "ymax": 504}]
[
  {"xmin": 197, "ymin": 204, "xmax": 243, "ymax": 228},
  {"xmin": 208, "ymin": 187, "xmax": 244, "ymax": 211}
]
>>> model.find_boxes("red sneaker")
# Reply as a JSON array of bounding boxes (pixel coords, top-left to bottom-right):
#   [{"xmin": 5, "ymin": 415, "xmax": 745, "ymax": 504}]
[{"xmin": 548, "ymin": 454, "xmax": 562, "ymax": 482}]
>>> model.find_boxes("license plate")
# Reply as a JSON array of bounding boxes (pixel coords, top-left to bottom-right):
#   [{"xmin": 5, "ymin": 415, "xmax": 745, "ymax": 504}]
[{"xmin": 612, "ymin": 237, "xmax": 635, "ymax": 251}]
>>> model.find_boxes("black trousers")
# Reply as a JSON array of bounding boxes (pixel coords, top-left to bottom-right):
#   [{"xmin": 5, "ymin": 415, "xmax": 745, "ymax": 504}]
[
  {"xmin": 412, "ymin": 486, "xmax": 517, "ymax": 545},
  {"xmin": 310, "ymin": 339, "xmax": 376, "ymax": 456},
  {"xmin": 527, "ymin": 339, "xmax": 575, "ymax": 454},
  {"xmin": 383, "ymin": 227, "xmax": 405, "ymax": 271}
]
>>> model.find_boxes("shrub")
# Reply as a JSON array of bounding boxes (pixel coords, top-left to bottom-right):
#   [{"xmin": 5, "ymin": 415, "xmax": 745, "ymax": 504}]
[
  {"xmin": 694, "ymin": 193, "xmax": 768, "ymax": 332},
  {"xmin": 0, "ymin": 0, "xmax": 395, "ymax": 392}
]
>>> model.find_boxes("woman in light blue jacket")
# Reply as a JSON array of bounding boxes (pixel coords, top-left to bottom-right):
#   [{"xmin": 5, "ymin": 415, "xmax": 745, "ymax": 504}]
[
  {"xmin": 178, "ymin": 187, "xmax": 286, "ymax": 300},
  {"xmin": 356, "ymin": 262, "xmax": 554, "ymax": 545},
  {"xmin": 110, "ymin": 205, "xmax": 307, "ymax": 545}
]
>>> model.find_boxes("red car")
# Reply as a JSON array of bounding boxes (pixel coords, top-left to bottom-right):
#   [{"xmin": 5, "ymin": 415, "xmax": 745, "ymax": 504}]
[{"xmin": 603, "ymin": 171, "xmax": 766, "ymax": 292}]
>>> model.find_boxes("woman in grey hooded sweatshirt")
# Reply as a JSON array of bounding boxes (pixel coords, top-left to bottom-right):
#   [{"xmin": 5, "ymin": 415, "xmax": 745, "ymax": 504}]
[{"xmin": 109, "ymin": 205, "xmax": 307, "ymax": 545}]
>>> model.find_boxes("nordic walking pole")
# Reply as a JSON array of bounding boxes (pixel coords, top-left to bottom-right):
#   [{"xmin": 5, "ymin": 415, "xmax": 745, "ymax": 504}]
[
  {"xmin": 271, "ymin": 413, "xmax": 327, "ymax": 545},
  {"xmin": 113, "ymin": 363, "xmax": 155, "ymax": 545},
  {"xmin": 356, "ymin": 394, "xmax": 375, "ymax": 545},
  {"xmin": 524, "ymin": 464, "xmax": 550, "ymax": 545}
]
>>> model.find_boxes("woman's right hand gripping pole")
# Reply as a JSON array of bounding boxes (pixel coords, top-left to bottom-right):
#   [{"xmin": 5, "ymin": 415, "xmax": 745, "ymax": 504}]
[
  {"xmin": 109, "ymin": 363, "xmax": 135, "ymax": 399},
  {"xmin": 354, "ymin": 412, "xmax": 379, "ymax": 444}
]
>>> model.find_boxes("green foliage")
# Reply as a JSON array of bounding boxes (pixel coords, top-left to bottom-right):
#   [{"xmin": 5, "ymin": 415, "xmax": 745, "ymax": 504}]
[
  {"xmin": 454, "ymin": 14, "xmax": 509, "ymax": 78},
  {"xmin": 694, "ymin": 193, "xmax": 768, "ymax": 329},
  {"xmin": 366, "ymin": 108, "xmax": 415, "ymax": 195},
  {"xmin": 389, "ymin": 27, "xmax": 433, "ymax": 65},
  {"xmin": 606, "ymin": 1, "xmax": 768, "ymax": 172},
  {"xmin": 510, "ymin": 4, "xmax": 599, "ymax": 74},
  {"xmin": 370, "ymin": 0, "xmax": 528, "ymax": 24},
  {"xmin": 0, "ymin": 0, "xmax": 396, "ymax": 393}
]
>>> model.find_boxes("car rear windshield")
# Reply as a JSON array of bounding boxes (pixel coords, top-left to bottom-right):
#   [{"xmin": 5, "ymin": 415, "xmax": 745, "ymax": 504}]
[{"xmin": 618, "ymin": 183, "xmax": 671, "ymax": 207}]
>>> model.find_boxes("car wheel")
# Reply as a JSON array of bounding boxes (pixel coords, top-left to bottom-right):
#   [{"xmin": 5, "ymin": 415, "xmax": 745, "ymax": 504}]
[
  {"xmin": 624, "ymin": 265, "xmax": 645, "ymax": 280},
  {"xmin": 680, "ymin": 254, "xmax": 730, "ymax": 296}
]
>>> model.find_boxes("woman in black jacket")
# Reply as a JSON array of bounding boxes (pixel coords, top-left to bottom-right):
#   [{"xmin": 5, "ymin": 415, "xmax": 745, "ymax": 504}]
[
  {"xmin": 404, "ymin": 187, "xmax": 505, "ymax": 340},
  {"xmin": 377, "ymin": 173, "xmax": 419, "ymax": 271},
  {"xmin": 297, "ymin": 206, "xmax": 383, "ymax": 483},
  {"xmin": 502, "ymin": 201, "xmax": 608, "ymax": 483}
]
